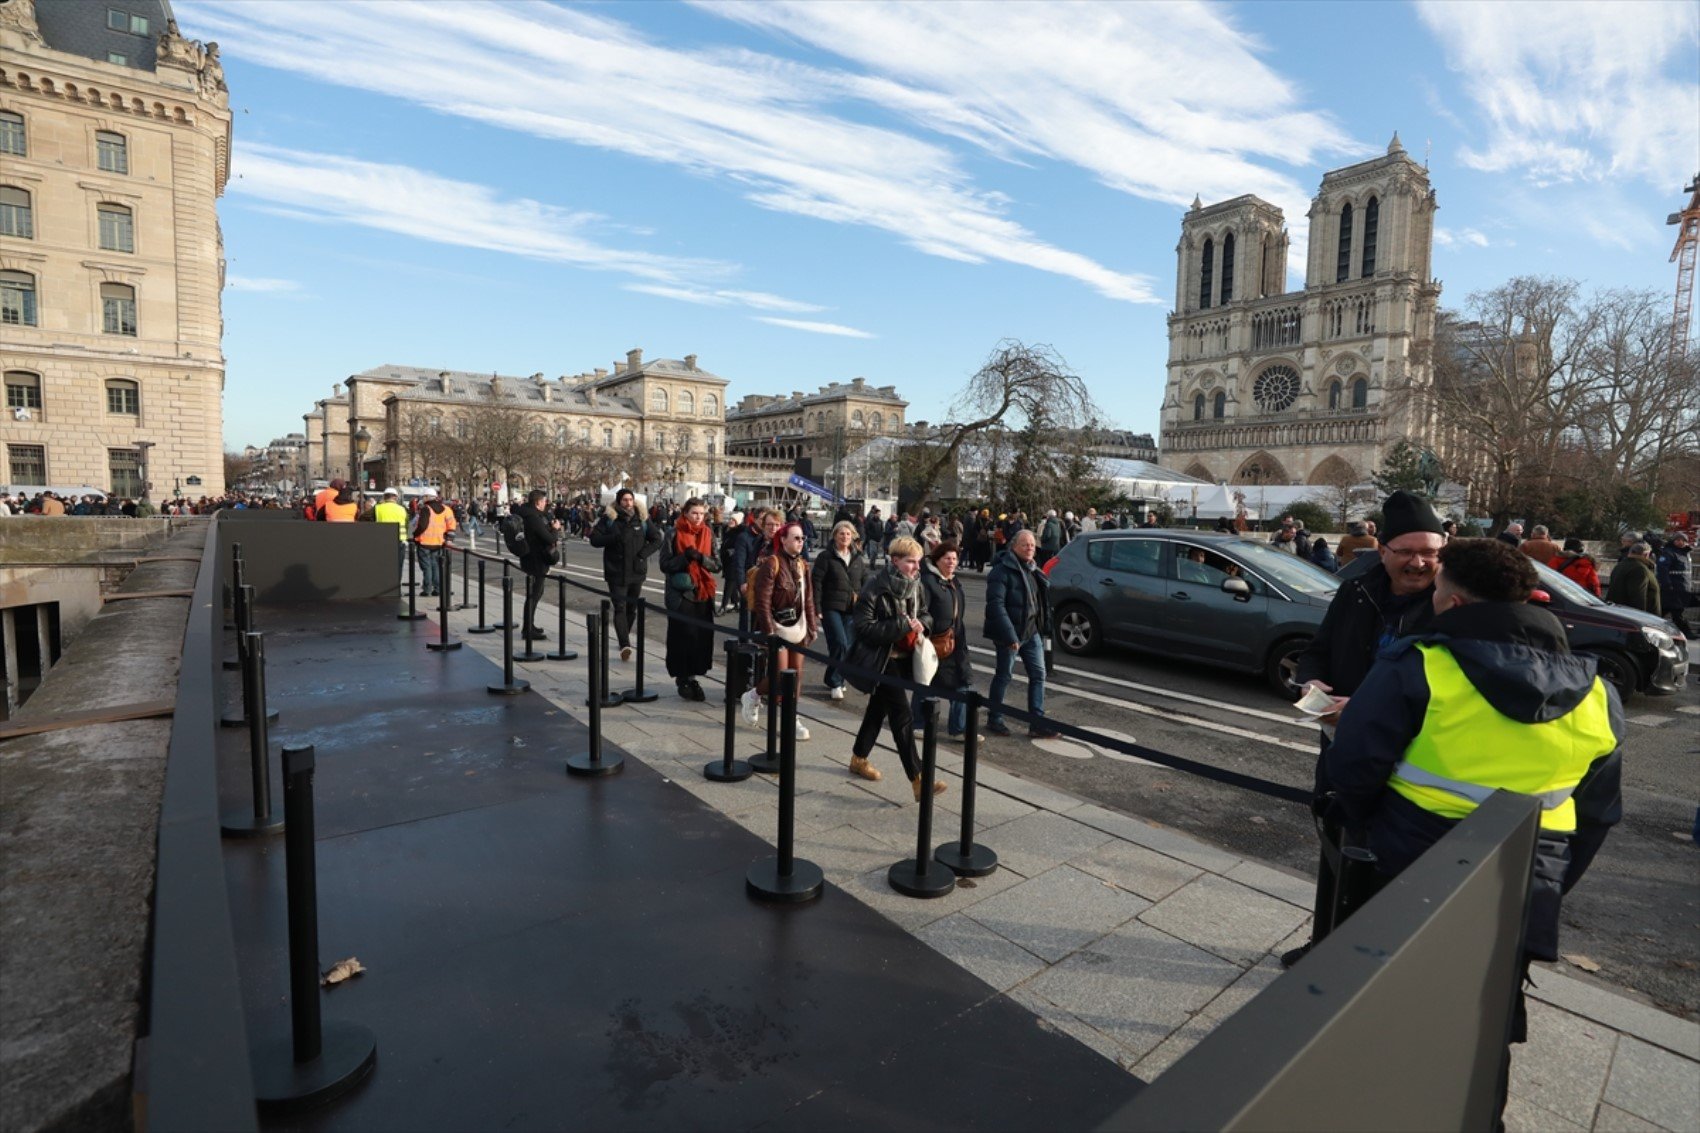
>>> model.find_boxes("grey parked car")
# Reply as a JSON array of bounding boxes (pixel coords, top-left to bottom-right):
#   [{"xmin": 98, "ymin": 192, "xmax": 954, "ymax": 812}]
[{"xmin": 1043, "ymin": 530, "xmax": 1341, "ymax": 697}]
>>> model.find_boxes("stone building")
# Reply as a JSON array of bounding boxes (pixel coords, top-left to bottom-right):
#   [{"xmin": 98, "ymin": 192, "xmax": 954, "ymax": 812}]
[
  {"xmin": 724, "ymin": 377, "xmax": 908, "ymax": 493},
  {"xmin": 1160, "ymin": 135, "xmax": 1442, "ymax": 488},
  {"xmin": 0, "ymin": 0, "xmax": 230, "ymax": 498}
]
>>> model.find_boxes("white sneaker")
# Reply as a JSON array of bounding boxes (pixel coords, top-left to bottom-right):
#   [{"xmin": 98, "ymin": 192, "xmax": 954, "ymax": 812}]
[
  {"xmin": 793, "ymin": 721, "xmax": 811, "ymax": 742},
  {"xmin": 829, "ymin": 686, "xmax": 845, "ymax": 701},
  {"xmin": 741, "ymin": 687, "xmax": 761, "ymax": 724}
]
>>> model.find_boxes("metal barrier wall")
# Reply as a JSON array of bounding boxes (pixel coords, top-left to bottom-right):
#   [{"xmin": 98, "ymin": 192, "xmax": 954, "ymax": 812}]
[
  {"xmin": 1099, "ymin": 791, "xmax": 1542, "ymax": 1133},
  {"xmin": 137, "ymin": 517, "xmax": 259, "ymax": 1131},
  {"xmin": 216, "ymin": 517, "xmax": 398, "ymax": 603}
]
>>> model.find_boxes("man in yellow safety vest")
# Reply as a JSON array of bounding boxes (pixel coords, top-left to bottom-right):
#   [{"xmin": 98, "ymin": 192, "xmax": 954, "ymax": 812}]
[{"xmin": 373, "ymin": 487, "xmax": 409, "ymax": 580}]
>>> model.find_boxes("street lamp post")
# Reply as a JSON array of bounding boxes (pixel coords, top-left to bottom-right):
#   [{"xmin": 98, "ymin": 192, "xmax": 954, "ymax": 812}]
[
  {"xmin": 353, "ymin": 426, "xmax": 372, "ymax": 490},
  {"xmin": 135, "ymin": 440, "xmax": 154, "ymax": 505}
]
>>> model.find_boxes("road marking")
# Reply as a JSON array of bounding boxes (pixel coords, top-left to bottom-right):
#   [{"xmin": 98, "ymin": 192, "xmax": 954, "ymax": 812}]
[{"xmin": 1626, "ymin": 714, "xmax": 1674, "ymax": 727}]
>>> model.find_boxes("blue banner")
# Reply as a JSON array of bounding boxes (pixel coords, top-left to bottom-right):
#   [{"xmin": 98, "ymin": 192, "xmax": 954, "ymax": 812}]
[{"xmin": 787, "ymin": 473, "xmax": 842, "ymax": 505}]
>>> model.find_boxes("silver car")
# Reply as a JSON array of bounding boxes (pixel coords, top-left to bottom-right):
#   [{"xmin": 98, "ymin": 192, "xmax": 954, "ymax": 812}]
[{"xmin": 1044, "ymin": 530, "xmax": 1341, "ymax": 697}]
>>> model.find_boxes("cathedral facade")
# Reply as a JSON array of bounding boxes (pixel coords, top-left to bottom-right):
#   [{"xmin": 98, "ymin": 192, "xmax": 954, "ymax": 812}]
[{"xmin": 1159, "ymin": 136, "xmax": 1441, "ymax": 489}]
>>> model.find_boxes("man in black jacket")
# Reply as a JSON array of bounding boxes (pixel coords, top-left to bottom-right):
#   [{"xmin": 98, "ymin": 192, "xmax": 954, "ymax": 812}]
[
  {"xmin": 589, "ymin": 488, "xmax": 662, "ymax": 661},
  {"xmin": 516, "ymin": 489, "xmax": 560, "ymax": 638}
]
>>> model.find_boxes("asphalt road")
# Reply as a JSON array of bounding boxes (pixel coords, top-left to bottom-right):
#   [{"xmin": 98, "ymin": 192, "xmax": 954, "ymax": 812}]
[{"xmin": 457, "ymin": 532, "xmax": 1700, "ymax": 1019}]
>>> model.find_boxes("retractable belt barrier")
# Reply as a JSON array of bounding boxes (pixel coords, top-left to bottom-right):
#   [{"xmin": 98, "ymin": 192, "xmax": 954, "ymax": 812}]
[{"xmin": 460, "ymin": 549, "xmax": 1313, "ymax": 807}]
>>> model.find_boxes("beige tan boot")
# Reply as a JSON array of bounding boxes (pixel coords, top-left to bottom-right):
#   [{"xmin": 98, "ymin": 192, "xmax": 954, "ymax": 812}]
[
  {"xmin": 911, "ymin": 776, "xmax": 948, "ymax": 801},
  {"xmin": 848, "ymin": 755, "xmax": 881, "ymax": 781}
]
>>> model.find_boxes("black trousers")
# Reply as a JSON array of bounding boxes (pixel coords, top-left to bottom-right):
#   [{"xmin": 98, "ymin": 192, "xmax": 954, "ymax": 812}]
[
  {"xmin": 522, "ymin": 570, "xmax": 547, "ymax": 631},
  {"xmin": 609, "ymin": 581, "xmax": 643, "ymax": 648},
  {"xmin": 854, "ymin": 659, "xmax": 920, "ymax": 780}
]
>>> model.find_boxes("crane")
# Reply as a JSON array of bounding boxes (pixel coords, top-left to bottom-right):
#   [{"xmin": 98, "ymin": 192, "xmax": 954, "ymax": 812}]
[{"xmin": 1670, "ymin": 174, "xmax": 1700, "ymax": 357}]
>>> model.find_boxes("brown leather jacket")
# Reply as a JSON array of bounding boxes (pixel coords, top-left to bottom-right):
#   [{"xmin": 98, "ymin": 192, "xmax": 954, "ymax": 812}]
[{"xmin": 753, "ymin": 549, "xmax": 820, "ymax": 639}]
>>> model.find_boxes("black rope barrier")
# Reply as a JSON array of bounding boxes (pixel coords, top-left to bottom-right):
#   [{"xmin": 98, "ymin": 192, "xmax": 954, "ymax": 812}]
[
  {"xmin": 934, "ymin": 690, "xmax": 997, "ymax": 877},
  {"xmin": 398, "ymin": 544, "xmax": 426, "ymax": 622},
  {"xmin": 427, "ymin": 551, "xmax": 462, "ymax": 653},
  {"xmin": 567, "ymin": 609, "xmax": 622, "ymax": 779},
  {"xmin": 487, "ymin": 576, "xmax": 529, "ymax": 696}
]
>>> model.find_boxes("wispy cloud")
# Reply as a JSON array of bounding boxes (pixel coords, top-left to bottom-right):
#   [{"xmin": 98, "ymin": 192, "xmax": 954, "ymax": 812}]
[
  {"xmin": 1433, "ymin": 228, "xmax": 1490, "ymax": 249},
  {"xmin": 183, "ymin": 0, "xmax": 1325, "ymax": 303},
  {"xmin": 754, "ymin": 317, "xmax": 875, "ymax": 339},
  {"xmin": 1416, "ymin": 0, "xmax": 1699, "ymax": 188},
  {"xmin": 225, "ymin": 275, "xmax": 303, "ymax": 293},
  {"xmin": 624, "ymin": 284, "xmax": 826, "ymax": 313}
]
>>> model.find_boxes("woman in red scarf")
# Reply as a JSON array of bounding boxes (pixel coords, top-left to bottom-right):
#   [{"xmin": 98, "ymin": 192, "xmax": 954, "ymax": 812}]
[{"xmin": 660, "ymin": 498, "xmax": 721, "ymax": 700}]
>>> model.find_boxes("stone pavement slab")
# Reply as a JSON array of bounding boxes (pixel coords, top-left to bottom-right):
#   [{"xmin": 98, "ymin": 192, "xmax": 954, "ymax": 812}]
[
  {"xmin": 1509, "ymin": 999, "xmax": 1617, "ymax": 1128},
  {"xmin": 1136, "ymin": 873, "xmax": 1309, "ymax": 968},
  {"xmin": 1072, "ymin": 839, "xmax": 1204, "ymax": 902},
  {"xmin": 962, "ymin": 864, "xmax": 1150, "ymax": 963},
  {"xmin": 1590, "ymin": 1102, "xmax": 1669, "ymax": 1132},
  {"xmin": 1602, "ymin": 1036, "xmax": 1700, "ymax": 1133},
  {"xmin": 980, "ymin": 810, "xmax": 1113, "ymax": 879},
  {"xmin": 915, "ymin": 912, "xmax": 1049, "ymax": 993}
]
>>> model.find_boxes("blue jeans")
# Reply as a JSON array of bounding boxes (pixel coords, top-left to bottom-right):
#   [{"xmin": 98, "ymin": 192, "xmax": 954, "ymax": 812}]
[
  {"xmin": 821, "ymin": 608, "xmax": 854, "ymax": 689},
  {"xmin": 911, "ymin": 686, "xmax": 969, "ymax": 735},
  {"xmin": 987, "ymin": 633, "xmax": 1046, "ymax": 729},
  {"xmin": 418, "ymin": 545, "xmax": 442, "ymax": 594}
]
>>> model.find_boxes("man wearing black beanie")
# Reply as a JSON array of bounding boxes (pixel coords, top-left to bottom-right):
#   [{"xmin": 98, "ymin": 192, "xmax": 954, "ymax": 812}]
[{"xmin": 1283, "ymin": 489, "xmax": 1446, "ymax": 967}]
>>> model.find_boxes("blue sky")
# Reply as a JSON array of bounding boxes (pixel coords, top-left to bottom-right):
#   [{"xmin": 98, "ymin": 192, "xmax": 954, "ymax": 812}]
[{"xmin": 184, "ymin": 1, "xmax": 1700, "ymax": 451}]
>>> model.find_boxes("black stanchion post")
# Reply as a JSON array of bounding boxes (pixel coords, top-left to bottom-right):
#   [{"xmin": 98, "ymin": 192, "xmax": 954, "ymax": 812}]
[
  {"xmin": 221, "ymin": 632, "xmax": 285, "ymax": 838},
  {"xmin": 747, "ymin": 637, "xmax": 781, "ymax": 774},
  {"xmin": 514, "ymin": 572, "xmax": 545, "ymax": 663},
  {"xmin": 588, "ymin": 599, "xmax": 624, "ymax": 709},
  {"xmin": 934, "ymin": 691, "xmax": 998, "ymax": 877},
  {"xmin": 224, "ymin": 541, "xmax": 243, "ymax": 630},
  {"xmin": 567, "ymin": 611, "xmax": 623, "ymax": 778},
  {"xmin": 545, "ymin": 575, "xmax": 579, "ymax": 661},
  {"xmin": 487, "ymin": 576, "xmax": 530, "ymax": 696},
  {"xmin": 888, "ymin": 698, "xmax": 957, "ymax": 898},
  {"xmin": 492, "ymin": 560, "xmax": 515, "ymax": 630},
  {"xmin": 618, "ymin": 602, "xmax": 658, "ymax": 703},
  {"xmin": 427, "ymin": 551, "xmax": 462, "ymax": 653},
  {"xmin": 467, "ymin": 558, "xmax": 494, "ymax": 634},
  {"xmin": 222, "ymin": 591, "xmax": 278, "ymax": 729},
  {"xmin": 746, "ymin": 670, "xmax": 822, "ymax": 903},
  {"xmin": 705, "ymin": 638, "xmax": 754, "ymax": 783},
  {"xmin": 398, "ymin": 543, "xmax": 426, "ymax": 622},
  {"xmin": 456, "ymin": 546, "xmax": 471, "ymax": 611},
  {"xmin": 223, "ymin": 573, "xmax": 248, "ymax": 670},
  {"xmin": 251, "ymin": 745, "xmax": 377, "ymax": 1113}
]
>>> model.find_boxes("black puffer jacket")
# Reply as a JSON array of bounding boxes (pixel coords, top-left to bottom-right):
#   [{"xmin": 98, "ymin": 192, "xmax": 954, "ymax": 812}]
[
  {"xmin": 588, "ymin": 506, "xmax": 662, "ymax": 587},
  {"xmin": 920, "ymin": 558, "xmax": 971, "ymax": 690},
  {"xmin": 516, "ymin": 501, "xmax": 558, "ymax": 575},
  {"xmin": 845, "ymin": 566, "xmax": 931, "ymax": 694},
  {"xmin": 813, "ymin": 546, "xmax": 869, "ymax": 614}
]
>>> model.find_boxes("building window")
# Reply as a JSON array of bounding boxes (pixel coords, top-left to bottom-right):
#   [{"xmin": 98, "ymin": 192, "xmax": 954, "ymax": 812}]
[
  {"xmin": 0, "ymin": 186, "xmax": 33, "ymax": 238},
  {"xmin": 107, "ymin": 9, "xmax": 149, "ymax": 34},
  {"xmin": 1199, "ymin": 237, "xmax": 1214, "ymax": 309},
  {"xmin": 602, "ymin": 427, "xmax": 613, "ymax": 448},
  {"xmin": 1220, "ymin": 232, "xmax": 1235, "ymax": 303},
  {"xmin": 97, "ymin": 131, "xmax": 129, "ymax": 174},
  {"xmin": 455, "ymin": 418, "xmax": 468, "ymax": 439},
  {"xmin": 702, "ymin": 394, "xmax": 718, "ymax": 417},
  {"xmin": 1213, "ymin": 392, "xmax": 1226, "ymax": 419},
  {"xmin": 870, "ymin": 411, "xmax": 883, "ymax": 431},
  {"xmin": 1252, "ymin": 365, "xmax": 1301, "ymax": 413},
  {"xmin": 650, "ymin": 388, "xmax": 668, "ymax": 413},
  {"xmin": 0, "ymin": 112, "xmax": 24, "ymax": 157},
  {"xmin": 101, "ymin": 282, "xmax": 137, "ymax": 335},
  {"xmin": 578, "ymin": 422, "xmax": 591, "ymax": 444},
  {"xmin": 1193, "ymin": 393, "xmax": 1205, "ymax": 421},
  {"xmin": 1, "ymin": 271, "xmax": 38, "ymax": 326},
  {"xmin": 105, "ymin": 378, "xmax": 139, "ymax": 416},
  {"xmin": 108, "ymin": 449, "xmax": 142, "ymax": 497},
  {"xmin": 1351, "ymin": 379, "xmax": 1368, "ymax": 409},
  {"xmin": 428, "ymin": 416, "xmax": 441, "ymax": 434},
  {"xmin": 107, "ymin": 53, "xmax": 128, "ymax": 67},
  {"xmin": 623, "ymin": 427, "xmax": 636, "ymax": 449},
  {"xmin": 705, "ymin": 434, "xmax": 715, "ymax": 455},
  {"xmin": 1361, "ymin": 196, "xmax": 1379, "ymax": 278},
  {"xmin": 554, "ymin": 424, "xmax": 568, "ymax": 446},
  {"xmin": 1335, "ymin": 203, "xmax": 1353, "ymax": 284},
  {"xmin": 677, "ymin": 389, "xmax": 695, "ymax": 415},
  {"xmin": 1328, "ymin": 380, "xmax": 1342, "ymax": 410},
  {"xmin": 851, "ymin": 410, "xmax": 865, "ymax": 428},
  {"xmin": 98, "ymin": 204, "xmax": 134, "ymax": 253},
  {"xmin": 6, "ymin": 371, "xmax": 43, "ymax": 411},
  {"xmin": 9, "ymin": 443, "xmax": 47, "ymax": 484}
]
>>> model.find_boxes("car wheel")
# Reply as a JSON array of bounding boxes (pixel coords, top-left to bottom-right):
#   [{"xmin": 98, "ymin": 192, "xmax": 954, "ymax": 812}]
[
  {"xmin": 1055, "ymin": 603, "xmax": 1100, "ymax": 656},
  {"xmin": 1581, "ymin": 649, "xmax": 1638, "ymax": 704},
  {"xmin": 1265, "ymin": 637, "xmax": 1309, "ymax": 700}
]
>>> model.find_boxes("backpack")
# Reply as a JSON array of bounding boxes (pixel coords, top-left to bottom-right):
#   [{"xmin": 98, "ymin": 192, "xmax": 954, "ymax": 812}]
[{"xmin": 499, "ymin": 512, "xmax": 529, "ymax": 557}]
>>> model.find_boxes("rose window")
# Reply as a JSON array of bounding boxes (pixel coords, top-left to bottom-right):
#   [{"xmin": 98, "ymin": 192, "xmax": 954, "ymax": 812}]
[{"xmin": 1253, "ymin": 365, "xmax": 1301, "ymax": 412}]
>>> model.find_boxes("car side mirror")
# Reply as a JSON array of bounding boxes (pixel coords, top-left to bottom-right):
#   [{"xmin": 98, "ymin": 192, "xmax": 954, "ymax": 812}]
[{"xmin": 1222, "ymin": 577, "xmax": 1251, "ymax": 599}]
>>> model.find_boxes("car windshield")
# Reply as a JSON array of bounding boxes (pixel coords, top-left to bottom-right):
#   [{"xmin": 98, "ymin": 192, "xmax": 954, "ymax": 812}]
[
  {"xmin": 1224, "ymin": 540, "xmax": 1342, "ymax": 597},
  {"xmin": 1531, "ymin": 558, "xmax": 1605, "ymax": 608}
]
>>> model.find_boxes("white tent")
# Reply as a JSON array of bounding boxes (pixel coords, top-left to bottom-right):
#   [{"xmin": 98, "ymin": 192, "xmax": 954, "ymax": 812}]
[{"xmin": 1166, "ymin": 482, "xmax": 1259, "ymax": 521}]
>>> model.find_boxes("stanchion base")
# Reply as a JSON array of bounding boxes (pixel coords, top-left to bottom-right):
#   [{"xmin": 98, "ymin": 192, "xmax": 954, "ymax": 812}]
[
  {"xmin": 619, "ymin": 689, "xmax": 659, "ymax": 704},
  {"xmin": 487, "ymin": 679, "xmax": 531, "ymax": 696},
  {"xmin": 220, "ymin": 709, "xmax": 279, "ymax": 729},
  {"xmin": 934, "ymin": 841, "xmax": 999, "ymax": 878},
  {"xmin": 746, "ymin": 857, "xmax": 824, "ymax": 904},
  {"xmin": 888, "ymin": 858, "xmax": 958, "ymax": 899},
  {"xmin": 491, "ymin": 620, "xmax": 516, "ymax": 630},
  {"xmin": 426, "ymin": 640, "xmax": 463, "ymax": 652},
  {"xmin": 746, "ymin": 752, "xmax": 781, "ymax": 774},
  {"xmin": 585, "ymin": 692, "xmax": 626, "ymax": 709},
  {"xmin": 544, "ymin": 648, "xmax": 580, "ymax": 661},
  {"xmin": 396, "ymin": 611, "xmax": 428, "ymax": 622},
  {"xmin": 466, "ymin": 625, "xmax": 497, "ymax": 635},
  {"xmin": 453, "ymin": 602, "xmax": 471, "ymax": 612},
  {"xmin": 514, "ymin": 649, "xmax": 546, "ymax": 662},
  {"xmin": 566, "ymin": 750, "xmax": 624, "ymax": 777},
  {"xmin": 219, "ymin": 810, "xmax": 285, "ymax": 838},
  {"xmin": 704, "ymin": 758, "xmax": 754, "ymax": 783},
  {"xmin": 222, "ymin": 656, "xmax": 240, "ymax": 671},
  {"xmin": 252, "ymin": 1019, "xmax": 378, "ymax": 1114}
]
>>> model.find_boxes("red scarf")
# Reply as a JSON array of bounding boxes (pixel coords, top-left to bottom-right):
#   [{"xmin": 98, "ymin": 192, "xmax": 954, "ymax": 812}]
[{"xmin": 676, "ymin": 516, "xmax": 716, "ymax": 602}]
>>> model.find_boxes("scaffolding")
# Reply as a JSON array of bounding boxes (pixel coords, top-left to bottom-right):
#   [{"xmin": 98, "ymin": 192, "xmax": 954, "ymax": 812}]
[{"xmin": 1670, "ymin": 174, "xmax": 1700, "ymax": 356}]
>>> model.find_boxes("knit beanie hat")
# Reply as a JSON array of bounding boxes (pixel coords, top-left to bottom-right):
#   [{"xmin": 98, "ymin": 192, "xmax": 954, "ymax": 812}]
[{"xmin": 1380, "ymin": 491, "xmax": 1445, "ymax": 543}]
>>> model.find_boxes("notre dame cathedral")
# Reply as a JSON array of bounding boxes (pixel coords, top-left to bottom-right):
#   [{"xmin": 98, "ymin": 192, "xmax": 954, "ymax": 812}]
[{"xmin": 1159, "ymin": 135, "xmax": 1442, "ymax": 488}]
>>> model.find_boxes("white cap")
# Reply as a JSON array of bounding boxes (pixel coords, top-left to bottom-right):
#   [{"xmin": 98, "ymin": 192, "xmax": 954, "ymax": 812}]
[
  {"xmin": 383, "ymin": 487, "xmax": 399, "ymax": 496},
  {"xmin": 421, "ymin": 488, "xmax": 438, "ymax": 498}
]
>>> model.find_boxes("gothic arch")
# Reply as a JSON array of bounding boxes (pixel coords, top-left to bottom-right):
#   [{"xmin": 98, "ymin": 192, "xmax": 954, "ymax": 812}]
[
  {"xmin": 1233, "ymin": 451, "xmax": 1289, "ymax": 486},
  {"xmin": 1184, "ymin": 462, "xmax": 1214, "ymax": 482},
  {"xmin": 1308, "ymin": 454, "xmax": 1358, "ymax": 486}
]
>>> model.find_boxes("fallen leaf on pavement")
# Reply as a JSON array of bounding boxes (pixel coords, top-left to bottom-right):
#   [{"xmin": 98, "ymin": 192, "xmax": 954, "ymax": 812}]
[
  {"xmin": 1561, "ymin": 954, "xmax": 1602, "ymax": 973},
  {"xmin": 322, "ymin": 957, "xmax": 366, "ymax": 986}
]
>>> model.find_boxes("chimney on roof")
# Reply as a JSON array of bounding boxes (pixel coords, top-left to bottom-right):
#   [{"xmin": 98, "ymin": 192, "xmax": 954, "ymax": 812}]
[
  {"xmin": 490, "ymin": 375, "xmax": 503, "ymax": 398},
  {"xmin": 684, "ymin": 354, "xmax": 698, "ymax": 370},
  {"xmin": 852, "ymin": 377, "xmax": 866, "ymax": 388},
  {"xmin": 595, "ymin": 368, "xmax": 608, "ymax": 380},
  {"xmin": 438, "ymin": 370, "xmax": 450, "ymax": 392},
  {"xmin": 792, "ymin": 391, "xmax": 804, "ymax": 400},
  {"xmin": 627, "ymin": 348, "xmax": 643, "ymax": 370},
  {"xmin": 333, "ymin": 383, "xmax": 342, "ymax": 397}
]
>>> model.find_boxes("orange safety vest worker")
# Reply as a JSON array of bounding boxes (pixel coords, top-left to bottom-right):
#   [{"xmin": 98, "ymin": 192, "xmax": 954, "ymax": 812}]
[
  {"xmin": 414, "ymin": 503, "xmax": 456, "ymax": 546},
  {"xmin": 312, "ymin": 486, "xmax": 338, "ymax": 518},
  {"xmin": 322, "ymin": 496, "xmax": 360, "ymax": 522}
]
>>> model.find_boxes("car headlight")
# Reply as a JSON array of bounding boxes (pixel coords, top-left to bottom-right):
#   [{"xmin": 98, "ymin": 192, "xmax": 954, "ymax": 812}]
[{"xmin": 1641, "ymin": 626, "xmax": 1674, "ymax": 651}]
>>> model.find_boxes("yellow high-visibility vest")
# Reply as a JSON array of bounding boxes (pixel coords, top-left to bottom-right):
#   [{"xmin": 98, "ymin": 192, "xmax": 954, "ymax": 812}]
[{"xmin": 373, "ymin": 500, "xmax": 408, "ymax": 542}]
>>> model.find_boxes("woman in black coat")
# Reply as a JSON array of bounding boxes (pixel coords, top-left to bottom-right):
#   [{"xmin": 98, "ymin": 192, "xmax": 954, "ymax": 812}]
[
  {"xmin": 913, "ymin": 540, "xmax": 975, "ymax": 742},
  {"xmin": 813, "ymin": 520, "xmax": 869, "ymax": 701},
  {"xmin": 658, "ymin": 498, "xmax": 720, "ymax": 700},
  {"xmin": 844, "ymin": 536, "xmax": 939, "ymax": 801}
]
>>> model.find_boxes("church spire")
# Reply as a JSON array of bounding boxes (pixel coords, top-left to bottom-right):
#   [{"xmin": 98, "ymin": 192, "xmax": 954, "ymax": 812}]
[{"xmin": 1387, "ymin": 131, "xmax": 1405, "ymax": 155}]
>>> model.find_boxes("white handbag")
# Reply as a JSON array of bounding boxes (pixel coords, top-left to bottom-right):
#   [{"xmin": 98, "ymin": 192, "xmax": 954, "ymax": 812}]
[{"xmin": 913, "ymin": 631, "xmax": 939, "ymax": 686}]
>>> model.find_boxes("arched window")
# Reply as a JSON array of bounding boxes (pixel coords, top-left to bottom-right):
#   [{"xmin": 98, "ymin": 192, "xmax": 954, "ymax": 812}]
[
  {"xmin": 5, "ymin": 370, "xmax": 43, "ymax": 412},
  {"xmin": 101, "ymin": 282, "xmax": 136, "ymax": 335},
  {"xmin": 1360, "ymin": 196, "xmax": 1379, "ymax": 277},
  {"xmin": 1193, "ymin": 393, "xmax": 1205, "ymax": 421},
  {"xmin": 105, "ymin": 378, "xmax": 139, "ymax": 416},
  {"xmin": 1220, "ymin": 232, "xmax": 1236, "ymax": 303},
  {"xmin": 0, "ymin": 186, "xmax": 33, "ymax": 238},
  {"xmin": 655, "ymin": 428, "xmax": 668, "ymax": 450},
  {"xmin": 1335, "ymin": 203, "xmax": 1353, "ymax": 283},
  {"xmin": 429, "ymin": 416, "xmax": 442, "ymax": 434},
  {"xmin": 0, "ymin": 111, "xmax": 24, "ymax": 157},
  {"xmin": 705, "ymin": 433, "xmax": 716, "ymax": 455},
  {"xmin": 650, "ymin": 387, "xmax": 668, "ymax": 413},
  {"xmin": 96, "ymin": 130, "xmax": 128, "ymax": 174},
  {"xmin": 98, "ymin": 203, "xmax": 134, "ymax": 253},
  {"xmin": 678, "ymin": 389, "xmax": 695, "ymax": 415},
  {"xmin": 555, "ymin": 424, "xmax": 568, "ymax": 445},
  {"xmin": 870, "ymin": 411, "xmax": 883, "ymax": 431},
  {"xmin": 623, "ymin": 426, "xmax": 636, "ymax": 449},
  {"xmin": 1, "ymin": 271, "xmax": 38, "ymax": 327},
  {"xmin": 1328, "ymin": 381, "xmax": 1342, "ymax": 410},
  {"xmin": 1213, "ymin": 392, "xmax": 1226, "ymax": 419},
  {"xmin": 1199, "ymin": 237, "xmax": 1215, "ymax": 309},
  {"xmin": 1351, "ymin": 379, "xmax": 1368, "ymax": 409},
  {"xmin": 702, "ymin": 393, "xmax": 718, "ymax": 417}
]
